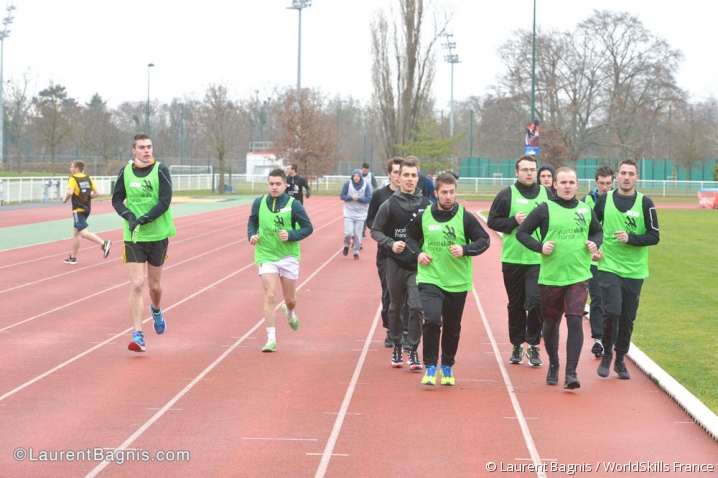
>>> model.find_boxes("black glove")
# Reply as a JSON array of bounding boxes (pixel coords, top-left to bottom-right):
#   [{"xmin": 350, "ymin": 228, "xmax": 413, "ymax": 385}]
[{"xmin": 129, "ymin": 215, "xmax": 149, "ymax": 233}]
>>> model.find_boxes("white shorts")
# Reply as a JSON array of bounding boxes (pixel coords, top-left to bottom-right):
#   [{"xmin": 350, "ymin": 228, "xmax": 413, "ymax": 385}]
[{"xmin": 258, "ymin": 256, "xmax": 300, "ymax": 280}]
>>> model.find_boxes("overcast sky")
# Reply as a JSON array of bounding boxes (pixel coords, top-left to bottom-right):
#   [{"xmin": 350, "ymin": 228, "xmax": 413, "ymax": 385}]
[{"xmin": 4, "ymin": 0, "xmax": 716, "ymax": 109}]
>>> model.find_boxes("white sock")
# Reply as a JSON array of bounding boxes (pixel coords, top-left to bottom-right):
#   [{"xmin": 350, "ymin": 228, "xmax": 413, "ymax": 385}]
[
  {"xmin": 286, "ymin": 307, "xmax": 295, "ymax": 317},
  {"xmin": 267, "ymin": 327, "xmax": 276, "ymax": 341}
]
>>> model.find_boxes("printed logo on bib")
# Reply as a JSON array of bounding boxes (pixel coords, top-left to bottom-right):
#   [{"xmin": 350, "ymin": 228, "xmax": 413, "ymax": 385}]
[
  {"xmin": 574, "ymin": 210, "xmax": 588, "ymax": 227},
  {"xmin": 624, "ymin": 215, "xmax": 638, "ymax": 232},
  {"xmin": 273, "ymin": 216, "xmax": 285, "ymax": 229}
]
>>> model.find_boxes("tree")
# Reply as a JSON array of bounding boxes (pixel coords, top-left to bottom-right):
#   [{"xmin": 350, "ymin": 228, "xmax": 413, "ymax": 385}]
[
  {"xmin": 31, "ymin": 82, "xmax": 78, "ymax": 176},
  {"xmin": 3, "ymin": 73, "xmax": 34, "ymax": 171},
  {"xmin": 76, "ymin": 93, "xmax": 119, "ymax": 174},
  {"xmin": 370, "ymin": 0, "xmax": 449, "ymax": 160},
  {"xmin": 672, "ymin": 101, "xmax": 718, "ymax": 181},
  {"xmin": 194, "ymin": 84, "xmax": 243, "ymax": 193},
  {"xmin": 396, "ymin": 116, "xmax": 463, "ymax": 173},
  {"xmin": 271, "ymin": 88, "xmax": 340, "ymax": 180}
]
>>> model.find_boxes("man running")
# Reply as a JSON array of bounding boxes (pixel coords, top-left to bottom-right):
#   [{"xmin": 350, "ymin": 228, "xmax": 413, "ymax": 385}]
[
  {"xmin": 366, "ymin": 157, "xmax": 403, "ymax": 347},
  {"xmin": 517, "ymin": 167, "xmax": 602, "ymax": 389},
  {"xmin": 371, "ymin": 157, "xmax": 431, "ymax": 371},
  {"xmin": 593, "ymin": 159, "xmax": 659, "ymax": 380},
  {"xmin": 581, "ymin": 165, "xmax": 614, "ymax": 358},
  {"xmin": 61, "ymin": 160, "xmax": 111, "ymax": 264},
  {"xmin": 487, "ymin": 155, "xmax": 550, "ymax": 367},
  {"xmin": 248, "ymin": 168, "xmax": 313, "ymax": 352},
  {"xmin": 406, "ymin": 172, "xmax": 490, "ymax": 386},
  {"xmin": 340, "ymin": 168, "xmax": 372, "ymax": 259},
  {"xmin": 286, "ymin": 164, "xmax": 311, "ymax": 205},
  {"xmin": 112, "ymin": 134, "xmax": 175, "ymax": 352}
]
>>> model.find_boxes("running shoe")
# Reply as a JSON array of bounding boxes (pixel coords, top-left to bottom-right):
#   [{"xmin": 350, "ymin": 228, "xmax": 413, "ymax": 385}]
[
  {"xmin": 353, "ymin": 252, "xmax": 359, "ymax": 260},
  {"xmin": 422, "ymin": 365, "xmax": 437, "ymax": 386},
  {"xmin": 150, "ymin": 305, "xmax": 166, "ymax": 334},
  {"xmin": 408, "ymin": 350, "xmax": 423, "ymax": 371},
  {"xmin": 546, "ymin": 365, "xmax": 559, "ymax": 386},
  {"xmin": 262, "ymin": 339, "xmax": 277, "ymax": 353},
  {"xmin": 613, "ymin": 358, "xmax": 631, "ymax": 379},
  {"xmin": 391, "ymin": 345, "xmax": 403, "ymax": 368},
  {"xmin": 102, "ymin": 240, "xmax": 112, "ymax": 259},
  {"xmin": 128, "ymin": 331, "xmax": 146, "ymax": 352},
  {"xmin": 63, "ymin": 256, "xmax": 77, "ymax": 265},
  {"xmin": 563, "ymin": 372, "xmax": 581, "ymax": 389},
  {"xmin": 282, "ymin": 304, "xmax": 300, "ymax": 331},
  {"xmin": 509, "ymin": 345, "xmax": 524, "ymax": 364},
  {"xmin": 342, "ymin": 246, "xmax": 349, "ymax": 256},
  {"xmin": 591, "ymin": 339, "xmax": 604, "ymax": 358},
  {"xmin": 528, "ymin": 346, "xmax": 542, "ymax": 367},
  {"xmin": 440, "ymin": 364, "xmax": 455, "ymax": 386},
  {"xmin": 597, "ymin": 352, "xmax": 612, "ymax": 378}
]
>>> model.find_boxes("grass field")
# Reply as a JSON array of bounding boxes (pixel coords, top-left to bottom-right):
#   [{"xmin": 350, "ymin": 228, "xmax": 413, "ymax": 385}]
[{"xmin": 633, "ymin": 209, "xmax": 718, "ymax": 413}]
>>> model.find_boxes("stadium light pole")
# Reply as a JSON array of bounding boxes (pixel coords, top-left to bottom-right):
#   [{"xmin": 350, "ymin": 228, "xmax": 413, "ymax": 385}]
[
  {"xmin": 0, "ymin": 4, "xmax": 16, "ymax": 165},
  {"xmin": 442, "ymin": 32, "xmax": 459, "ymax": 138},
  {"xmin": 531, "ymin": 0, "xmax": 536, "ymax": 121},
  {"xmin": 145, "ymin": 63, "xmax": 154, "ymax": 134},
  {"xmin": 287, "ymin": 0, "xmax": 311, "ymax": 98}
]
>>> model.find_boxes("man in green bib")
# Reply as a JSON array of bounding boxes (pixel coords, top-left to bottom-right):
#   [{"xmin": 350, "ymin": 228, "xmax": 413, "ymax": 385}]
[
  {"xmin": 517, "ymin": 168, "xmax": 603, "ymax": 389},
  {"xmin": 112, "ymin": 134, "xmax": 176, "ymax": 352},
  {"xmin": 406, "ymin": 173, "xmax": 490, "ymax": 385},
  {"xmin": 592, "ymin": 159, "xmax": 659, "ymax": 380},
  {"xmin": 487, "ymin": 155, "xmax": 550, "ymax": 367},
  {"xmin": 248, "ymin": 169, "xmax": 313, "ymax": 352},
  {"xmin": 581, "ymin": 165, "xmax": 614, "ymax": 358}
]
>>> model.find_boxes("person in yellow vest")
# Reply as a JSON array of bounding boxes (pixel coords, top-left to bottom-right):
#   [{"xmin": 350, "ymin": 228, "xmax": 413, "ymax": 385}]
[
  {"xmin": 112, "ymin": 134, "xmax": 176, "ymax": 353},
  {"xmin": 517, "ymin": 168, "xmax": 603, "ymax": 389},
  {"xmin": 406, "ymin": 172, "xmax": 490, "ymax": 386},
  {"xmin": 593, "ymin": 158, "xmax": 659, "ymax": 380},
  {"xmin": 248, "ymin": 169, "xmax": 314, "ymax": 352},
  {"xmin": 61, "ymin": 160, "xmax": 111, "ymax": 264},
  {"xmin": 487, "ymin": 155, "xmax": 550, "ymax": 367}
]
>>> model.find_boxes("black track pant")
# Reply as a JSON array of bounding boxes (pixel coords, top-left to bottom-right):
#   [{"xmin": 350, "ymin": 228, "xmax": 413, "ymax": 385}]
[
  {"xmin": 599, "ymin": 271, "xmax": 643, "ymax": 358},
  {"xmin": 419, "ymin": 283, "xmax": 467, "ymax": 367},
  {"xmin": 502, "ymin": 263, "xmax": 542, "ymax": 346}
]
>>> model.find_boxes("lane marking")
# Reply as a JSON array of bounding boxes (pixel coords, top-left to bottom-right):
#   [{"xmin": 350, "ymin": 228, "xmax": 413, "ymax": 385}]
[
  {"xmin": 314, "ymin": 304, "xmax": 381, "ymax": 478},
  {"xmin": 243, "ymin": 438, "xmax": 318, "ymax": 441},
  {"xmin": 471, "ymin": 287, "xmax": 546, "ymax": 478},
  {"xmin": 83, "ymin": 237, "xmax": 343, "ymax": 478}
]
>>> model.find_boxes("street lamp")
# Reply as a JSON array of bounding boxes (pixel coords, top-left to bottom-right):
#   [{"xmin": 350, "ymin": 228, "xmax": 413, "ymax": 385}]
[
  {"xmin": 442, "ymin": 33, "xmax": 459, "ymax": 138},
  {"xmin": 287, "ymin": 0, "xmax": 311, "ymax": 98},
  {"xmin": 0, "ymin": 4, "xmax": 16, "ymax": 164},
  {"xmin": 531, "ymin": 0, "xmax": 536, "ymax": 122},
  {"xmin": 145, "ymin": 63, "xmax": 154, "ymax": 134}
]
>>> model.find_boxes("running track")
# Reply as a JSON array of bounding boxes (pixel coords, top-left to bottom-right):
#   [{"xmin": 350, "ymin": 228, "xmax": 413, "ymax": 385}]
[{"xmin": 0, "ymin": 197, "xmax": 715, "ymax": 477}]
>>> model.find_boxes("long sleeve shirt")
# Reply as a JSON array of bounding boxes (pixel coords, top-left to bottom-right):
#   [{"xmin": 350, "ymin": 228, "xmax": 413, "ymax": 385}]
[
  {"xmin": 112, "ymin": 162, "xmax": 173, "ymax": 223},
  {"xmin": 405, "ymin": 203, "xmax": 491, "ymax": 258},
  {"xmin": 247, "ymin": 193, "xmax": 313, "ymax": 242},
  {"xmin": 593, "ymin": 191, "xmax": 659, "ymax": 247}
]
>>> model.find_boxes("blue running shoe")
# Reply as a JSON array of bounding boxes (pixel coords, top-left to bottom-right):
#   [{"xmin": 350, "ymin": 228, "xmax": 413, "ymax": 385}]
[
  {"xmin": 128, "ymin": 331, "xmax": 146, "ymax": 352},
  {"xmin": 440, "ymin": 364, "xmax": 455, "ymax": 386},
  {"xmin": 150, "ymin": 305, "xmax": 166, "ymax": 334},
  {"xmin": 422, "ymin": 365, "xmax": 437, "ymax": 385}
]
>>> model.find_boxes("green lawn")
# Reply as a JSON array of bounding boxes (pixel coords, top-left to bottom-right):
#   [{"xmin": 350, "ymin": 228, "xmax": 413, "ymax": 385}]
[{"xmin": 634, "ymin": 209, "xmax": 718, "ymax": 413}]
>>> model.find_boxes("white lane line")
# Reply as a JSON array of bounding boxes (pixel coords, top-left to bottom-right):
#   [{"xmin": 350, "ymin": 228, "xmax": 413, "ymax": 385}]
[
  {"xmin": 243, "ymin": 438, "xmax": 318, "ymax": 441},
  {"xmin": 471, "ymin": 287, "xmax": 546, "ymax": 478},
  {"xmin": 314, "ymin": 304, "xmax": 381, "ymax": 478},
  {"xmin": 84, "ymin": 233, "xmax": 343, "ymax": 478}
]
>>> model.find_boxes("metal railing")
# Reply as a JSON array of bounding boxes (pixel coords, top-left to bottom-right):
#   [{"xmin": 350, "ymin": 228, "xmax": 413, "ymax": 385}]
[{"xmin": 1, "ymin": 175, "xmax": 716, "ymax": 205}]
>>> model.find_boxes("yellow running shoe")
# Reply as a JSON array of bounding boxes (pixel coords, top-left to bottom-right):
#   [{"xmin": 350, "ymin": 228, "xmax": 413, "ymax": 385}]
[{"xmin": 440, "ymin": 364, "xmax": 455, "ymax": 386}]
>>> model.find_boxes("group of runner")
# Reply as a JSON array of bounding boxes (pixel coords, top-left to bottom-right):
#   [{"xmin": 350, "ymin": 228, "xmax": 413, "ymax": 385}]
[{"xmin": 63, "ymin": 137, "xmax": 659, "ymax": 387}]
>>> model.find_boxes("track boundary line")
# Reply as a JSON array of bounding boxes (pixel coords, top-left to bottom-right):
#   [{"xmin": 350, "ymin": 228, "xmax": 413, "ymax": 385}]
[
  {"xmin": 83, "ymin": 240, "xmax": 344, "ymax": 478},
  {"xmin": 314, "ymin": 304, "xmax": 382, "ymax": 478},
  {"xmin": 471, "ymin": 287, "xmax": 547, "ymax": 478}
]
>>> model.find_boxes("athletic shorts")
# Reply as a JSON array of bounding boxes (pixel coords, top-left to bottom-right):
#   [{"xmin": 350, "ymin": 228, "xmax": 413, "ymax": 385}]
[
  {"xmin": 539, "ymin": 281, "xmax": 588, "ymax": 323},
  {"xmin": 258, "ymin": 256, "xmax": 299, "ymax": 280},
  {"xmin": 123, "ymin": 239, "xmax": 169, "ymax": 267},
  {"xmin": 72, "ymin": 211, "xmax": 89, "ymax": 232}
]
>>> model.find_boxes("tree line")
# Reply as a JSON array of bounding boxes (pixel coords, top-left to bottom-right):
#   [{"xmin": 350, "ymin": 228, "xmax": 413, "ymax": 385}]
[{"xmin": 3, "ymin": 2, "xmax": 716, "ymax": 186}]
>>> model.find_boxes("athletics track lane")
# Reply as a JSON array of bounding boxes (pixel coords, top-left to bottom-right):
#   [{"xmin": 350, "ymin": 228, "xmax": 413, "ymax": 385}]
[{"xmin": 0, "ymin": 197, "xmax": 716, "ymax": 477}]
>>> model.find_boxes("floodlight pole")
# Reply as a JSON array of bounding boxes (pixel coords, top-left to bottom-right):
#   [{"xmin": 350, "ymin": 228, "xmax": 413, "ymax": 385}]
[
  {"xmin": 531, "ymin": 0, "xmax": 536, "ymax": 122},
  {"xmin": 145, "ymin": 63, "xmax": 154, "ymax": 134},
  {"xmin": 0, "ymin": 4, "xmax": 16, "ymax": 164},
  {"xmin": 287, "ymin": 0, "xmax": 311, "ymax": 101},
  {"xmin": 442, "ymin": 33, "xmax": 459, "ymax": 137}
]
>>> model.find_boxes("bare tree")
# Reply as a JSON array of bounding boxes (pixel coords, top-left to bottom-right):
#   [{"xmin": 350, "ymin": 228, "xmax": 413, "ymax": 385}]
[
  {"xmin": 671, "ymin": 100, "xmax": 718, "ymax": 181},
  {"xmin": 271, "ymin": 88, "xmax": 340, "ymax": 180},
  {"xmin": 3, "ymin": 73, "xmax": 34, "ymax": 171},
  {"xmin": 31, "ymin": 82, "xmax": 78, "ymax": 176},
  {"xmin": 370, "ymin": 0, "xmax": 449, "ymax": 160},
  {"xmin": 194, "ymin": 84, "xmax": 243, "ymax": 193}
]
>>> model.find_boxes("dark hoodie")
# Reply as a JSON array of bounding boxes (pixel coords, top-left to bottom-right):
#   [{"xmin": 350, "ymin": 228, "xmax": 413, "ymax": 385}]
[
  {"xmin": 537, "ymin": 163, "xmax": 557, "ymax": 197},
  {"xmin": 370, "ymin": 188, "xmax": 431, "ymax": 270}
]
